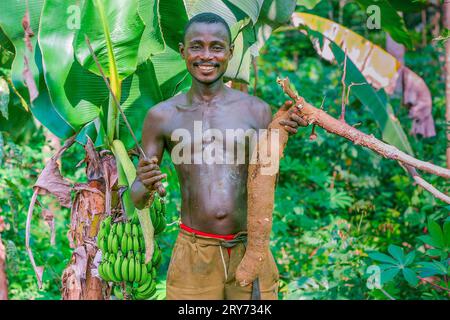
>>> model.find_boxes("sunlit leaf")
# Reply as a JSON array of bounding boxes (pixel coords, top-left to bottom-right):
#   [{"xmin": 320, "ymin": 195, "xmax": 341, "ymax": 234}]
[
  {"xmin": 402, "ymin": 268, "xmax": 419, "ymax": 287},
  {"xmin": 74, "ymin": 0, "xmax": 145, "ymax": 80},
  {"xmin": 381, "ymin": 267, "xmax": 400, "ymax": 284},
  {"xmin": 427, "ymin": 219, "xmax": 445, "ymax": 248},
  {"xmin": 388, "ymin": 245, "xmax": 405, "ymax": 264},
  {"xmin": 368, "ymin": 252, "xmax": 397, "ymax": 265}
]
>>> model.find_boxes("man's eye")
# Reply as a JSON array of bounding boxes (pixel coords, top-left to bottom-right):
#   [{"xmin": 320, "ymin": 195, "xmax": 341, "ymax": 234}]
[
  {"xmin": 190, "ymin": 45, "xmax": 201, "ymax": 50},
  {"xmin": 212, "ymin": 46, "xmax": 223, "ymax": 51}
]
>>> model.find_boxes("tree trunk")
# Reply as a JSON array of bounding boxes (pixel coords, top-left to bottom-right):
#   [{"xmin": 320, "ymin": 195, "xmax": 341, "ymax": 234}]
[
  {"xmin": 422, "ymin": 9, "xmax": 427, "ymax": 47},
  {"xmin": 444, "ymin": 1, "xmax": 450, "ymax": 168}
]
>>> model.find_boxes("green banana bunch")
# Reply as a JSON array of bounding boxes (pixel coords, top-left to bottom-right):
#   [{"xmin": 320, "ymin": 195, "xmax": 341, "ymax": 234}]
[
  {"xmin": 151, "ymin": 196, "xmax": 167, "ymax": 235},
  {"xmin": 97, "ymin": 197, "xmax": 167, "ymax": 300}
]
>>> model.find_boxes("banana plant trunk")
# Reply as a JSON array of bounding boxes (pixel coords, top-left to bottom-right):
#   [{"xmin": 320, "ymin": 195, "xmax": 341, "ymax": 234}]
[
  {"xmin": 61, "ymin": 142, "xmax": 116, "ymax": 300},
  {"xmin": 444, "ymin": 1, "xmax": 450, "ymax": 168}
]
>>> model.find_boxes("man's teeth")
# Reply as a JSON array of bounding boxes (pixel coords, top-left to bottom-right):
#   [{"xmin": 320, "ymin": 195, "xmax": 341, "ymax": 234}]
[{"xmin": 198, "ymin": 65, "xmax": 215, "ymax": 71}]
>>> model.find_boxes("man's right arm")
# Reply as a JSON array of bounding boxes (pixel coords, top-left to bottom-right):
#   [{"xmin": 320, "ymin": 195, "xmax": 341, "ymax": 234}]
[{"xmin": 130, "ymin": 105, "xmax": 167, "ymax": 209}]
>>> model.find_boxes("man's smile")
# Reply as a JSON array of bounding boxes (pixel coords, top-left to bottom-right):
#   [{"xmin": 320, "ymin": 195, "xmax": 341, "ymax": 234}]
[{"xmin": 193, "ymin": 62, "xmax": 219, "ymax": 73}]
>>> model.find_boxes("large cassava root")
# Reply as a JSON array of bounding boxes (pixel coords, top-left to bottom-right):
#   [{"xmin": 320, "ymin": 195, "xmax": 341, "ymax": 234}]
[{"xmin": 235, "ymin": 100, "xmax": 296, "ymax": 287}]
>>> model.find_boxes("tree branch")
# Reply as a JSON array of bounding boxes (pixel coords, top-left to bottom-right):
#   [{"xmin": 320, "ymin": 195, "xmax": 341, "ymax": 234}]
[{"xmin": 277, "ymin": 77, "xmax": 450, "ymax": 203}]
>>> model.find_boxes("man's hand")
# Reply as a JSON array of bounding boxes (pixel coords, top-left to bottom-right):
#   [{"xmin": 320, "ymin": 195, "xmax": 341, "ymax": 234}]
[
  {"xmin": 136, "ymin": 157, "xmax": 167, "ymax": 196},
  {"xmin": 278, "ymin": 100, "xmax": 308, "ymax": 134}
]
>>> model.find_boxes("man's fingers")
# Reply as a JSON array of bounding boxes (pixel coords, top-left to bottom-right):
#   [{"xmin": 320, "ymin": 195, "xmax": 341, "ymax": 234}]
[
  {"xmin": 281, "ymin": 100, "xmax": 293, "ymax": 111},
  {"xmin": 290, "ymin": 113, "xmax": 308, "ymax": 127},
  {"xmin": 137, "ymin": 163, "xmax": 158, "ymax": 174},
  {"xmin": 284, "ymin": 126, "xmax": 297, "ymax": 134},
  {"xmin": 138, "ymin": 158, "xmax": 152, "ymax": 167},
  {"xmin": 279, "ymin": 119, "xmax": 298, "ymax": 128},
  {"xmin": 142, "ymin": 173, "xmax": 167, "ymax": 188},
  {"xmin": 154, "ymin": 182, "xmax": 167, "ymax": 197},
  {"xmin": 138, "ymin": 156, "xmax": 159, "ymax": 167},
  {"xmin": 139, "ymin": 170, "xmax": 162, "ymax": 180}
]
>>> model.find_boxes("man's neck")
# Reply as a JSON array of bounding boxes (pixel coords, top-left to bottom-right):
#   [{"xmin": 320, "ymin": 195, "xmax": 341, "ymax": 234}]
[{"xmin": 188, "ymin": 78, "xmax": 227, "ymax": 105}]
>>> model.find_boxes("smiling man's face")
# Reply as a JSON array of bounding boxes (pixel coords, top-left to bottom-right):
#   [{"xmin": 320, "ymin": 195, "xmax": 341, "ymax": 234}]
[{"xmin": 180, "ymin": 22, "xmax": 234, "ymax": 85}]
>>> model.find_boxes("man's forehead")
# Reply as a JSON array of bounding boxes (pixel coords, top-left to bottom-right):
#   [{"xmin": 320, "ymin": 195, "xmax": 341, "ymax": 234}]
[{"xmin": 185, "ymin": 22, "xmax": 230, "ymax": 42}]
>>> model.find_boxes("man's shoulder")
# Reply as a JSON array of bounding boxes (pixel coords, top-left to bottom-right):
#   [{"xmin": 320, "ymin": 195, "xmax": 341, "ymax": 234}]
[
  {"xmin": 227, "ymin": 87, "xmax": 269, "ymax": 109},
  {"xmin": 146, "ymin": 93, "xmax": 187, "ymax": 118}
]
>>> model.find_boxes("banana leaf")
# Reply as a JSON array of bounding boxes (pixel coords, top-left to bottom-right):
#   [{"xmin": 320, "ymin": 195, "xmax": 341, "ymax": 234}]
[
  {"xmin": 292, "ymin": 12, "xmax": 401, "ymax": 94},
  {"xmin": 74, "ymin": 0, "xmax": 145, "ymax": 80},
  {"xmin": 137, "ymin": 0, "xmax": 165, "ymax": 64},
  {"xmin": 151, "ymin": 47, "xmax": 192, "ymax": 100},
  {"xmin": 355, "ymin": 0, "xmax": 412, "ymax": 49},
  {"xmin": 39, "ymin": 0, "xmax": 105, "ymax": 129},
  {"xmin": 0, "ymin": 0, "xmax": 75, "ymax": 138}
]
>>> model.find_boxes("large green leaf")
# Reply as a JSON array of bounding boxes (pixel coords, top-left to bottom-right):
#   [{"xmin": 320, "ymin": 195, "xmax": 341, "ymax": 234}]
[
  {"xmin": 387, "ymin": 245, "xmax": 405, "ymax": 265},
  {"xmin": 74, "ymin": 0, "xmax": 145, "ymax": 80},
  {"xmin": 368, "ymin": 251, "xmax": 397, "ymax": 265},
  {"xmin": 307, "ymin": 28, "xmax": 413, "ymax": 154},
  {"xmin": 137, "ymin": 0, "xmax": 165, "ymax": 63},
  {"xmin": 118, "ymin": 60, "xmax": 163, "ymax": 149},
  {"xmin": 0, "ymin": 27, "xmax": 14, "ymax": 53},
  {"xmin": 159, "ymin": 0, "xmax": 189, "ymax": 51},
  {"xmin": 0, "ymin": 0, "xmax": 42, "ymax": 102},
  {"xmin": 388, "ymin": 0, "xmax": 427, "ymax": 13},
  {"xmin": 402, "ymin": 268, "xmax": 419, "ymax": 286},
  {"xmin": 225, "ymin": 0, "xmax": 264, "ymax": 24},
  {"xmin": 224, "ymin": 20, "xmax": 254, "ymax": 82},
  {"xmin": 296, "ymin": 0, "xmax": 322, "ymax": 10},
  {"xmin": 444, "ymin": 220, "xmax": 450, "ymax": 247},
  {"xmin": 39, "ymin": 0, "xmax": 105, "ymax": 129},
  {"xmin": 0, "ymin": 99, "xmax": 35, "ymax": 142},
  {"xmin": 427, "ymin": 219, "xmax": 445, "ymax": 248},
  {"xmin": 355, "ymin": 0, "xmax": 412, "ymax": 49},
  {"xmin": 0, "ymin": 0, "xmax": 75, "ymax": 138},
  {"xmin": 151, "ymin": 47, "xmax": 192, "ymax": 99},
  {"xmin": 250, "ymin": 0, "xmax": 297, "ymax": 55},
  {"xmin": 261, "ymin": 0, "xmax": 297, "ymax": 29}
]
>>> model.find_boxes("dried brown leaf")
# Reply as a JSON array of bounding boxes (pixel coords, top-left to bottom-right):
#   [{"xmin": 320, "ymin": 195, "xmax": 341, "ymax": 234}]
[
  {"xmin": 26, "ymin": 189, "xmax": 44, "ymax": 289},
  {"xmin": 84, "ymin": 137, "xmax": 103, "ymax": 182},
  {"xmin": 34, "ymin": 157, "xmax": 72, "ymax": 208},
  {"xmin": 22, "ymin": 55, "xmax": 38, "ymax": 102},
  {"xmin": 41, "ymin": 209, "xmax": 55, "ymax": 246},
  {"xmin": 22, "ymin": 8, "xmax": 34, "ymax": 52},
  {"xmin": 402, "ymin": 67, "xmax": 436, "ymax": 138}
]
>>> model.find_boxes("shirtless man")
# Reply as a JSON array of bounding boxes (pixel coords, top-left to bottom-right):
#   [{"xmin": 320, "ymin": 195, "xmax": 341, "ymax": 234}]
[{"xmin": 130, "ymin": 12, "xmax": 306, "ymax": 300}]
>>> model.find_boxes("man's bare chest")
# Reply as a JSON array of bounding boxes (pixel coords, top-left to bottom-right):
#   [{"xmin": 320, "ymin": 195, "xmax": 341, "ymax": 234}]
[{"xmin": 163, "ymin": 103, "xmax": 258, "ymax": 164}]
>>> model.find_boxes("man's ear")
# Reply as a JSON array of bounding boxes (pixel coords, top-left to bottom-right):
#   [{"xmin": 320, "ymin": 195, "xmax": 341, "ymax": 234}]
[
  {"xmin": 179, "ymin": 42, "xmax": 185, "ymax": 58},
  {"xmin": 229, "ymin": 43, "xmax": 234, "ymax": 59}
]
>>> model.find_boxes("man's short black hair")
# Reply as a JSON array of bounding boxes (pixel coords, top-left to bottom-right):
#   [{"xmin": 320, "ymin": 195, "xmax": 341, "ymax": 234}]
[{"xmin": 183, "ymin": 12, "xmax": 232, "ymax": 44}]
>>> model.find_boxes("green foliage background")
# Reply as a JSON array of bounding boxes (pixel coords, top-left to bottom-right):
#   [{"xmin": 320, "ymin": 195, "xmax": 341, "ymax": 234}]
[{"xmin": 0, "ymin": 1, "xmax": 449, "ymax": 300}]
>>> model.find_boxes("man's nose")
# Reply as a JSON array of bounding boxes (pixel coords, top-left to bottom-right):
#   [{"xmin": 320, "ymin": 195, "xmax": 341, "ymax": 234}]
[{"xmin": 199, "ymin": 48, "xmax": 213, "ymax": 60}]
